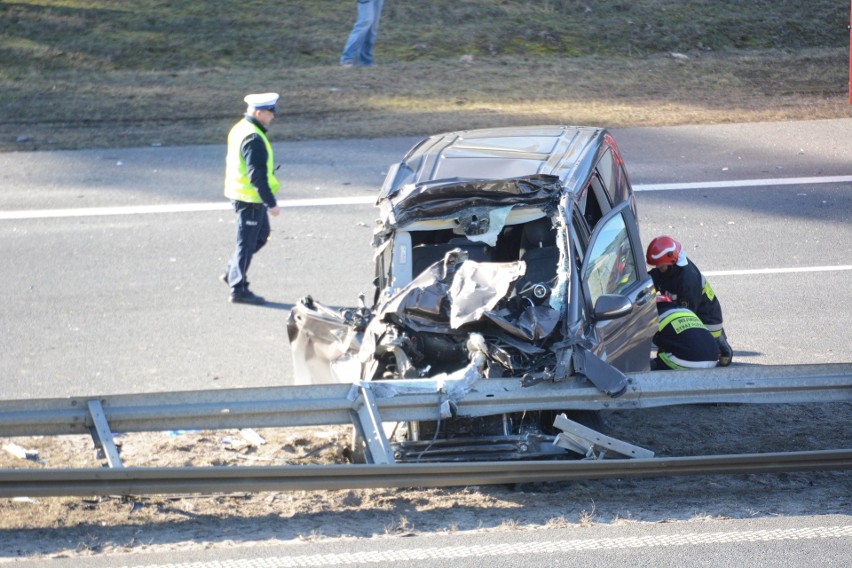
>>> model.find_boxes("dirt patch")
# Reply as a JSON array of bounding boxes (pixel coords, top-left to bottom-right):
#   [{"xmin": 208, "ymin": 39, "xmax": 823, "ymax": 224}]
[
  {"xmin": 1, "ymin": 401, "xmax": 849, "ymax": 561},
  {"xmin": 4, "ymin": 49, "xmax": 851, "ymax": 152}
]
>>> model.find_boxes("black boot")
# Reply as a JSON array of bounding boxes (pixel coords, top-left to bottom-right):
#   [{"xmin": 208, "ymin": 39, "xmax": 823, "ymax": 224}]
[{"xmin": 717, "ymin": 329, "xmax": 733, "ymax": 366}]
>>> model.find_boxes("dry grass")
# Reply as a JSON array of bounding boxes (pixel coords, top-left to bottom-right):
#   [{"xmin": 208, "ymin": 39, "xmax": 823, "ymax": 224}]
[
  {"xmin": 3, "ymin": 49, "xmax": 850, "ymax": 152},
  {"xmin": 579, "ymin": 501, "xmax": 598, "ymax": 527},
  {"xmin": 1, "ymin": 1, "xmax": 851, "ymax": 151}
]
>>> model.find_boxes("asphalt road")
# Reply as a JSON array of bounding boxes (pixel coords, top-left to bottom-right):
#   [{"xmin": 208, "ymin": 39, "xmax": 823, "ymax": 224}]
[
  {"xmin": 0, "ymin": 119, "xmax": 850, "ymax": 402},
  {"xmin": 0, "ymin": 119, "xmax": 850, "ymax": 566},
  {"xmin": 15, "ymin": 515, "xmax": 852, "ymax": 568}
]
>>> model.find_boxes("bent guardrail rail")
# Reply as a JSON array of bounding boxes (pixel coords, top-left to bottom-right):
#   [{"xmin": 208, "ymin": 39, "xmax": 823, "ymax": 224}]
[
  {"xmin": 0, "ymin": 363, "xmax": 849, "ymax": 469},
  {"xmin": 0, "ymin": 363, "xmax": 849, "ymax": 435}
]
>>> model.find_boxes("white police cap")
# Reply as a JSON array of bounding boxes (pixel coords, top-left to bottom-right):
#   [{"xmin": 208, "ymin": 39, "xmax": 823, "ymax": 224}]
[{"xmin": 244, "ymin": 92, "xmax": 279, "ymax": 111}]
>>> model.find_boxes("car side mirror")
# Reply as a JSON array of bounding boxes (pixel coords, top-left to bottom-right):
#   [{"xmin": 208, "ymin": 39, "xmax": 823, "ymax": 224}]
[{"xmin": 593, "ymin": 294, "xmax": 633, "ymax": 321}]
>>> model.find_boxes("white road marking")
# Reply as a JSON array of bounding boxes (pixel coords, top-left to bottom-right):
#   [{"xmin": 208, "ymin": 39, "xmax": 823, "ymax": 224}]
[
  {"xmin": 704, "ymin": 266, "xmax": 852, "ymax": 277},
  {"xmin": 115, "ymin": 525, "xmax": 852, "ymax": 567},
  {"xmin": 0, "ymin": 174, "xmax": 849, "ymax": 221},
  {"xmin": 0, "ymin": 196, "xmax": 375, "ymax": 220},
  {"xmin": 633, "ymin": 174, "xmax": 852, "ymax": 192}
]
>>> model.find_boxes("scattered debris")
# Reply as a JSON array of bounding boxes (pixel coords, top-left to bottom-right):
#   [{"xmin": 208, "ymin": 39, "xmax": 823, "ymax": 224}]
[
  {"xmin": 11, "ymin": 496, "xmax": 38, "ymax": 504},
  {"xmin": 3, "ymin": 443, "xmax": 39, "ymax": 462},
  {"xmin": 239, "ymin": 428, "xmax": 266, "ymax": 447},
  {"xmin": 166, "ymin": 430, "xmax": 200, "ymax": 437}
]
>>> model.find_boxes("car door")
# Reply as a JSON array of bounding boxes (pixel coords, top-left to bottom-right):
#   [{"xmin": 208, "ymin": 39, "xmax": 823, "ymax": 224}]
[{"xmin": 580, "ymin": 201, "xmax": 656, "ymax": 372}]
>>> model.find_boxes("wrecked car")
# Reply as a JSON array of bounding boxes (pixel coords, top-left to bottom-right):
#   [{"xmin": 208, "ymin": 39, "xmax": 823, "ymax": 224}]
[{"xmin": 287, "ymin": 126, "xmax": 657, "ymax": 461}]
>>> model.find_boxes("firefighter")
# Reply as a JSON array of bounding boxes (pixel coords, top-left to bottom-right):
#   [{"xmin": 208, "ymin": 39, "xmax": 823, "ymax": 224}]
[
  {"xmin": 652, "ymin": 294, "xmax": 719, "ymax": 370},
  {"xmin": 646, "ymin": 236, "xmax": 733, "ymax": 366}
]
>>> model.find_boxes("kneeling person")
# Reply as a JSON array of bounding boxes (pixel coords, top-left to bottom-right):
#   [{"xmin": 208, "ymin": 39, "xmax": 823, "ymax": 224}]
[
  {"xmin": 646, "ymin": 236, "xmax": 733, "ymax": 366},
  {"xmin": 653, "ymin": 296, "xmax": 719, "ymax": 371}
]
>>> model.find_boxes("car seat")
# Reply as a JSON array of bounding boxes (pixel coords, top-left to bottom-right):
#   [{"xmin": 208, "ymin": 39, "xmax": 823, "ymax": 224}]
[
  {"xmin": 515, "ymin": 218, "xmax": 559, "ymax": 293},
  {"xmin": 411, "ymin": 238, "xmax": 492, "ymax": 276}
]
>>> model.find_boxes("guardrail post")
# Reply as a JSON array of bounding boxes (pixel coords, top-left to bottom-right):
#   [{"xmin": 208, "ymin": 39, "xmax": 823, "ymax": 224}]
[
  {"xmin": 349, "ymin": 385, "xmax": 395, "ymax": 464},
  {"xmin": 553, "ymin": 413, "xmax": 654, "ymax": 459},
  {"xmin": 86, "ymin": 400, "xmax": 123, "ymax": 468}
]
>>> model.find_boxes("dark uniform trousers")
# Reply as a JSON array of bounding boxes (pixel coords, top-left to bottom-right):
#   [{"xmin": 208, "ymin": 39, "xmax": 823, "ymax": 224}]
[{"xmin": 225, "ymin": 200, "xmax": 270, "ymax": 291}]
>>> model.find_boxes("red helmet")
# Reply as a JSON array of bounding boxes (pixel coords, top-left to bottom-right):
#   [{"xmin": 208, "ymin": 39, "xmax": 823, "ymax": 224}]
[{"xmin": 646, "ymin": 236, "xmax": 682, "ymax": 266}]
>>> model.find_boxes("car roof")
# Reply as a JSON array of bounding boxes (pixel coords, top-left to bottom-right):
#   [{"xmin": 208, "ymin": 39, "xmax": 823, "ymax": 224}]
[{"xmin": 380, "ymin": 125, "xmax": 605, "ymax": 200}]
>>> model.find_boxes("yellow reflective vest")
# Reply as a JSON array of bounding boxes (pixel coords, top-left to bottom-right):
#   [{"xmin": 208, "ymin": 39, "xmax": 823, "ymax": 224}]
[{"xmin": 224, "ymin": 119, "xmax": 280, "ymax": 203}]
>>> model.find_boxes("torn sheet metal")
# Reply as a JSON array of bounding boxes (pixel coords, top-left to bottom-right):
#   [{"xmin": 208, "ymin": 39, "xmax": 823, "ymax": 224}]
[
  {"xmin": 572, "ymin": 346, "xmax": 628, "ymax": 397},
  {"xmin": 364, "ymin": 339, "xmax": 489, "ymax": 418},
  {"xmin": 375, "ymin": 249, "xmax": 461, "ymax": 323},
  {"xmin": 287, "ymin": 299, "xmax": 365, "ymax": 385},
  {"xmin": 380, "ymin": 175, "xmax": 562, "ymax": 229},
  {"xmin": 448, "ymin": 259, "xmax": 525, "ymax": 328},
  {"xmin": 483, "ymin": 304, "xmax": 560, "ymax": 342}
]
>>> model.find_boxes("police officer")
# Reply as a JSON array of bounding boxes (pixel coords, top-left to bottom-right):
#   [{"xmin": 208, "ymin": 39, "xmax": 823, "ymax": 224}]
[
  {"xmin": 222, "ymin": 93, "xmax": 281, "ymax": 305},
  {"xmin": 653, "ymin": 295, "xmax": 719, "ymax": 370},
  {"xmin": 646, "ymin": 236, "xmax": 733, "ymax": 366}
]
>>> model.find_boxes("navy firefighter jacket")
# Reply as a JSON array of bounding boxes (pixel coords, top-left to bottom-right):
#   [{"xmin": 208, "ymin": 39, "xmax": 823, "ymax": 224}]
[
  {"xmin": 655, "ymin": 302, "xmax": 719, "ymax": 364},
  {"xmin": 649, "ymin": 258, "xmax": 723, "ymax": 328}
]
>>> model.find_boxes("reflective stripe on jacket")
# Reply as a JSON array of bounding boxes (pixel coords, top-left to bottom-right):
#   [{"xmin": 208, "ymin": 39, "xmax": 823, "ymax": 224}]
[
  {"xmin": 224, "ymin": 119, "xmax": 280, "ymax": 203},
  {"xmin": 658, "ymin": 352, "xmax": 719, "ymax": 370},
  {"xmin": 655, "ymin": 303, "xmax": 719, "ymax": 367},
  {"xmin": 658, "ymin": 307, "xmax": 705, "ymax": 334}
]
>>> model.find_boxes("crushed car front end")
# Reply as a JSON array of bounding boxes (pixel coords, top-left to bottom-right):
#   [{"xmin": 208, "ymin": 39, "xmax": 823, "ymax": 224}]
[{"xmin": 287, "ymin": 126, "xmax": 656, "ymax": 462}]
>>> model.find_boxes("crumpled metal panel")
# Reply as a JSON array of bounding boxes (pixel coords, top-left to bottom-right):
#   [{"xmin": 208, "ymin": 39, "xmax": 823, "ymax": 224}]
[
  {"xmin": 572, "ymin": 346, "xmax": 628, "ymax": 397},
  {"xmin": 370, "ymin": 251, "xmax": 461, "ymax": 333},
  {"xmin": 448, "ymin": 259, "xmax": 526, "ymax": 327},
  {"xmin": 286, "ymin": 301, "xmax": 363, "ymax": 385},
  {"xmin": 518, "ymin": 305, "xmax": 561, "ymax": 340},
  {"xmin": 380, "ymin": 174, "xmax": 562, "ymax": 229},
  {"xmin": 364, "ymin": 342, "xmax": 489, "ymax": 418},
  {"xmin": 288, "ymin": 248, "xmax": 570, "ymax": 388}
]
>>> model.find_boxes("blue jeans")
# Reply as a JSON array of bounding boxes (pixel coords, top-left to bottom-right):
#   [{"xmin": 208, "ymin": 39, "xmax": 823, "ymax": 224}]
[
  {"xmin": 340, "ymin": 0, "xmax": 384, "ymax": 66},
  {"xmin": 226, "ymin": 201, "xmax": 270, "ymax": 291}
]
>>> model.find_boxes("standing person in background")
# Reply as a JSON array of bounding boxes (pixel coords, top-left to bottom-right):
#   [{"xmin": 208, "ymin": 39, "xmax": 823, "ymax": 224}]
[
  {"xmin": 340, "ymin": 0, "xmax": 385, "ymax": 67},
  {"xmin": 646, "ymin": 236, "xmax": 734, "ymax": 366},
  {"xmin": 222, "ymin": 93, "xmax": 282, "ymax": 305}
]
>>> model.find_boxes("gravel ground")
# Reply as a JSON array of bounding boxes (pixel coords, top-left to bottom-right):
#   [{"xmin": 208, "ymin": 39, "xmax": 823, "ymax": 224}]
[{"xmin": 0, "ymin": 400, "xmax": 849, "ymax": 562}]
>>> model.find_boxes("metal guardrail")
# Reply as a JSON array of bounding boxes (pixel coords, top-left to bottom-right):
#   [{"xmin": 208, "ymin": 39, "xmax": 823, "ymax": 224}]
[
  {"xmin": 0, "ymin": 363, "xmax": 849, "ymax": 496},
  {"xmin": 1, "ymin": 450, "xmax": 850, "ymax": 498},
  {"xmin": 0, "ymin": 363, "xmax": 849, "ymax": 438}
]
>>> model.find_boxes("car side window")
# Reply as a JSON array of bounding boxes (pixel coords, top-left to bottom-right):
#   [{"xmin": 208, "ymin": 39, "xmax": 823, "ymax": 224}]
[
  {"xmin": 571, "ymin": 208, "xmax": 589, "ymax": 264},
  {"xmin": 601, "ymin": 134, "xmax": 631, "ymax": 205},
  {"xmin": 582, "ymin": 174, "xmax": 609, "ymax": 229},
  {"xmin": 596, "ymin": 149, "xmax": 615, "ymax": 202},
  {"xmin": 582, "ymin": 211, "xmax": 639, "ymax": 307}
]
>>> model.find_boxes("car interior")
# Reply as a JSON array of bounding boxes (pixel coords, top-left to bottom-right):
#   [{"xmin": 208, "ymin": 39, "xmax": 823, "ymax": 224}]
[{"xmin": 405, "ymin": 213, "xmax": 561, "ymax": 297}]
